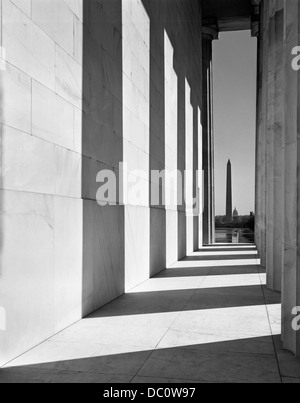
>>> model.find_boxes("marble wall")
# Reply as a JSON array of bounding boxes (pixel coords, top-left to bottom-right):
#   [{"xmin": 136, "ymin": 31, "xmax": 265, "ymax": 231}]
[
  {"xmin": 0, "ymin": 0, "xmax": 203, "ymax": 365},
  {"xmin": 136, "ymin": 0, "xmax": 203, "ymax": 275},
  {"xmin": 0, "ymin": 0, "xmax": 84, "ymax": 366}
]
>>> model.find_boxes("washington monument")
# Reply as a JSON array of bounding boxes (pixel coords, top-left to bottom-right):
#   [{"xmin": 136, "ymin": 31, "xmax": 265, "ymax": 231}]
[{"xmin": 226, "ymin": 160, "xmax": 233, "ymax": 222}]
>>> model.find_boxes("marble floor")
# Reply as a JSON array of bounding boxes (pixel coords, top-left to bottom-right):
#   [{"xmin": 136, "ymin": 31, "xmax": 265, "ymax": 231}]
[{"xmin": 1, "ymin": 245, "xmax": 300, "ymax": 383}]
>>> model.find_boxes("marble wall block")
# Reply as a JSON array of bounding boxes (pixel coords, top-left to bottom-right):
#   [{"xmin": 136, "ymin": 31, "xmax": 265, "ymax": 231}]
[
  {"xmin": 54, "ymin": 197, "xmax": 83, "ymax": 333},
  {"xmin": 125, "ymin": 205, "xmax": 150, "ymax": 291},
  {"xmin": 3, "ymin": 0, "xmax": 56, "ymax": 90},
  {"xmin": 1, "ymin": 125, "xmax": 55, "ymax": 195},
  {"xmin": 0, "ymin": 190, "xmax": 55, "ymax": 366},
  {"xmin": 0, "ymin": 62, "xmax": 31, "ymax": 134},
  {"xmin": 10, "ymin": 0, "xmax": 31, "ymax": 17},
  {"xmin": 55, "ymin": 45, "xmax": 83, "ymax": 109},
  {"xmin": 0, "ymin": 0, "xmax": 86, "ymax": 367},
  {"xmin": 32, "ymin": 81, "xmax": 74, "ymax": 150},
  {"xmin": 54, "ymin": 146, "xmax": 81, "ymax": 199},
  {"xmin": 73, "ymin": 13, "xmax": 83, "ymax": 64},
  {"xmin": 73, "ymin": 106, "xmax": 83, "ymax": 154},
  {"xmin": 64, "ymin": 0, "xmax": 83, "ymax": 22},
  {"xmin": 32, "ymin": 0, "xmax": 74, "ymax": 56}
]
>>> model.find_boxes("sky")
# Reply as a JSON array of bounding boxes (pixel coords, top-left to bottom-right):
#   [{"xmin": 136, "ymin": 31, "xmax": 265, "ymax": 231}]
[{"xmin": 213, "ymin": 31, "xmax": 257, "ymax": 216}]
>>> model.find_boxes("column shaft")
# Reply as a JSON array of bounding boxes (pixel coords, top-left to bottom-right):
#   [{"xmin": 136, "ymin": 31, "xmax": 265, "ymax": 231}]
[
  {"xmin": 266, "ymin": 6, "xmax": 276, "ymax": 289},
  {"xmin": 259, "ymin": 0, "xmax": 270, "ymax": 267},
  {"xmin": 202, "ymin": 28, "xmax": 217, "ymax": 245},
  {"xmin": 272, "ymin": 5, "xmax": 284, "ymax": 292},
  {"xmin": 282, "ymin": 0, "xmax": 300, "ymax": 356},
  {"xmin": 255, "ymin": 14, "xmax": 263, "ymax": 257}
]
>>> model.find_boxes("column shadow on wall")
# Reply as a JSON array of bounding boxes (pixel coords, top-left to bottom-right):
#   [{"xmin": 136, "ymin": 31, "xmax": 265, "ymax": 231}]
[
  {"xmin": 80, "ymin": 0, "xmax": 204, "ymax": 318},
  {"xmin": 81, "ymin": 0, "xmax": 125, "ymax": 317}
]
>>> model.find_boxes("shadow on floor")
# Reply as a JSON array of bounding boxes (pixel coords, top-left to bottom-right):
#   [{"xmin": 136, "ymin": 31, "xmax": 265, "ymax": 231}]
[
  {"xmin": 0, "ymin": 246, "xmax": 297, "ymax": 384},
  {"xmin": 1, "ymin": 335, "xmax": 298, "ymax": 383}
]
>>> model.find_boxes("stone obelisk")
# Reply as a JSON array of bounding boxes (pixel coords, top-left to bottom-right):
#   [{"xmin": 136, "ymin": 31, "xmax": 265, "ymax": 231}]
[{"xmin": 226, "ymin": 160, "xmax": 233, "ymax": 222}]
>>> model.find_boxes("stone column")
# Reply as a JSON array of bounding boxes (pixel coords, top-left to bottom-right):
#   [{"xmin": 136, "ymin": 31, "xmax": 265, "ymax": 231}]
[
  {"xmin": 263, "ymin": 0, "xmax": 284, "ymax": 293},
  {"xmin": 254, "ymin": 3, "xmax": 264, "ymax": 258},
  {"xmin": 258, "ymin": 0, "xmax": 270, "ymax": 267},
  {"xmin": 202, "ymin": 26, "xmax": 218, "ymax": 245},
  {"xmin": 272, "ymin": 1, "xmax": 284, "ymax": 292},
  {"xmin": 265, "ymin": 1, "xmax": 276, "ymax": 290},
  {"xmin": 282, "ymin": 0, "xmax": 300, "ymax": 356}
]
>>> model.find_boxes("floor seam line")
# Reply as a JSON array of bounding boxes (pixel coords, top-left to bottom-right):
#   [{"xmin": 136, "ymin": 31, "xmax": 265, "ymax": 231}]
[{"xmin": 134, "ymin": 263, "xmax": 214, "ymax": 380}]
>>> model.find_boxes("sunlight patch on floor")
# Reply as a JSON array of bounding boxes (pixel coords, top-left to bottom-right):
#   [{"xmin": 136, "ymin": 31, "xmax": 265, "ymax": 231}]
[
  {"xmin": 169, "ymin": 259, "xmax": 261, "ymax": 268},
  {"xmin": 3, "ymin": 303, "xmax": 281, "ymax": 368},
  {"xmin": 190, "ymin": 250, "xmax": 258, "ymax": 257}
]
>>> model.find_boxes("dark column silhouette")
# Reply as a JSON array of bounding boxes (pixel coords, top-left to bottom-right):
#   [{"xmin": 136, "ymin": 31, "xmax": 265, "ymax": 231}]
[{"xmin": 226, "ymin": 160, "xmax": 233, "ymax": 222}]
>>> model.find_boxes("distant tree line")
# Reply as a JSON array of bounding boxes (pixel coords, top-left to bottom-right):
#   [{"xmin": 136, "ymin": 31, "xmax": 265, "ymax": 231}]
[{"xmin": 215, "ymin": 215, "xmax": 255, "ymax": 231}]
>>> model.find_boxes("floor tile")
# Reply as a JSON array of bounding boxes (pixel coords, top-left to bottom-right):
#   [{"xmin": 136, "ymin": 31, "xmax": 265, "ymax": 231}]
[{"xmin": 137, "ymin": 346, "xmax": 281, "ymax": 383}]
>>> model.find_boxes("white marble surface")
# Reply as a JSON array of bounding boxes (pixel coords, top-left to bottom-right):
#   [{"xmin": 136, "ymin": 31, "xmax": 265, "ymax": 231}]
[
  {"xmin": 32, "ymin": 0, "xmax": 74, "ymax": 56},
  {"xmin": 54, "ymin": 146, "xmax": 81, "ymax": 198},
  {"xmin": 0, "ymin": 0, "xmax": 86, "ymax": 368},
  {"xmin": 0, "ymin": 62, "xmax": 31, "ymax": 134},
  {"xmin": 64, "ymin": 0, "xmax": 83, "ymax": 22},
  {"xmin": 0, "ymin": 0, "xmax": 207, "ymax": 371},
  {"xmin": 3, "ymin": 0, "xmax": 56, "ymax": 90},
  {"xmin": 55, "ymin": 45, "xmax": 82, "ymax": 108},
  {"xmin": 2, "ymin": 125, "xmax": 55, "ymax": 194},
  {"xmin": 0, "ymin": 189, "xmax": 55, "ymax": 366},
  {"xmin": 10, "ymin": 0, "xmax": 31, "ymax": 17},
  {"xmin": 32, "ymin": 81, "xmax": 74, "ymax": 150},
  {"xmin": 122, "ymin": 0, "xmax": 151, "ymax": 291},
  {"xmin": 125, "ymin": 205, "xmax": 150, "ymax": 291},
  {"xmin": 54, "ymin": 197, "xmax": 82, "ymax": 333},
  {"xmin": 73, "ymin": 106, "xmax": 82, "ymax": 154},
  {"xmin": 73, "ymin": 14, "xmax": 83, "ymax": 64}
]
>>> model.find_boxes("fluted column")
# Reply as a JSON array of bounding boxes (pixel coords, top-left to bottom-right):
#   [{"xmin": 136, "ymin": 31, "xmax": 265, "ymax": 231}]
[
  {"xmin": 255, "ymin": 2, "xmax": 264, "ymax": 259},
  {"xmin": 256, "ymin": 0, "xmax": 270, "ymax": 267},
  {"xmin": 282, "ymin": 0, "xmax": 300, "ymax": 356},
  {"xmin": 202, "ymin": 26, "xmax": 218, "ymax": 245},
  {"xmin": 272, "ymin": 1, "xmax": 284, "ymax": 292},
  {"xmin": 265, "ymin": 1, "xmax": 276, "ymax": 289},
  {"xmin": 267, "ymin": 0, "xmax": 283, "ymax": 292}
]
